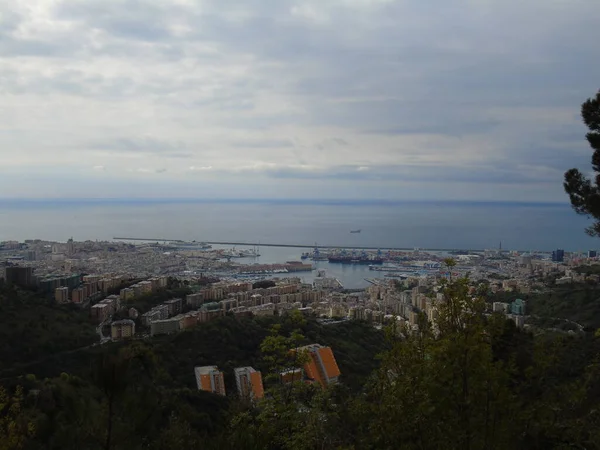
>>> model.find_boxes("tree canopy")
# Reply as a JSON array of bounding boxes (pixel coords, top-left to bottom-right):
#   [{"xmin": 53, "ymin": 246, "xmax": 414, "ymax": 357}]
[{"xmin": 564, "ymin": 90, "xmax": 600, "ymax": 236}]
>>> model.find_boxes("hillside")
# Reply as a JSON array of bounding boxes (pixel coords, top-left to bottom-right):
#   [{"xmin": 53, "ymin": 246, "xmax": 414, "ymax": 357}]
[{"xmin": 486, "ymin": 282, "xmax": 600, "ymax": 330}]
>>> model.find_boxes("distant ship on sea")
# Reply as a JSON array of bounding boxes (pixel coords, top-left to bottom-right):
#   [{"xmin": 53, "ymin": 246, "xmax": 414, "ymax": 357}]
[{"xmin": 350, "ymin": 229, "xmax": 361, "ymax": 234}]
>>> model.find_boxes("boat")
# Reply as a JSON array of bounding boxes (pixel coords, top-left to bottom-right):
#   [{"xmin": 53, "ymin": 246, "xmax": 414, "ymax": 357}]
[
  {"xmin": 239, "ymin": 248, "xmax": 260, "ymax": 258},
  {"xmin": 169, "ymin": 240, "xmax": 212, "ymax": 250},
  {"xmin": 350, "ymin": 229, "xmax": 361, "ymax": 233},
  {"xmin": 222, "ymin": 246, "xmax": 260, "ymax": 258}
]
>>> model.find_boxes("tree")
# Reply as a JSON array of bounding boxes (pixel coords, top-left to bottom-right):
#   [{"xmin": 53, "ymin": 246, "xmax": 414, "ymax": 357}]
[
  {"xmin": 365, "ymin": 277, "xmax": 520, "ymax": 450},
  {"xmin": 0, "ymin": 386, "xmax": 35, "ymax": 450},
  {"xmin": 564, "ymin": 90, "xmax": 600, "ymax": 236}
]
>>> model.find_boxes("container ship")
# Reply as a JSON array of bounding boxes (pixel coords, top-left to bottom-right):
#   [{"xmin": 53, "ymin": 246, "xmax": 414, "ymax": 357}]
[{"xmin": 327, "ymin": 249, "xmax": 385, "ymax": 265}]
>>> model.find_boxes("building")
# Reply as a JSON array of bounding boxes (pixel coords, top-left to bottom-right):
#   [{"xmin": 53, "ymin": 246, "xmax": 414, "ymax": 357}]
[
  {"xmin": 280, "ymin": 368, "xmax": 304, "ymax": 384},
  {"xmin": 186, "ymin": 292, "xmax": 205, "ymax": 308},
  {"xmin": 194, "ymin": 366, "xmax": 226, "ymax": 396},
  {"xmin": 141, "ymin": 304, "xmax": 169, "ymax": 326},
  {"xmin": 38, "ymin": 273, "xmax": 80, "ymax": 293},
  {"xmin": 90, "ymin": 303, "xmax": 111, "ymax": 323},
  {"xmin": 150, "ymin": 317, "xmax": 182, "ymax": 336},
  {"xmin": 164, "ymin": 298, "xmax": 183, "ymax": 317},
  {"xmin": 492, "ymin": 302, "xmax": 510, "ymax": 313},
  {"xmin": 66, "ymin": 238, "xmax": 75, "ymax": 255},
  {"xmin": 552, "ymin": 249, "xmax": 565, "ymax": 263},
  {"xmin": 141, "ymin": 309, "xmax": 161, "ymax": 326},
  {"xmin": 71, "ymin": 287, "xmax": 85, "ymax": 304},
  {"xmin": 4, "ymin": 266, "xmax": 35, "ymax": 288},
  {"xmin": 297, "ymin": 344, "xmax": 341, "ymax": 388},
  {"xmin": 55, "ymin": 287, "xmax": 69, "ymax": 304},
  {"xmin": 234, "ymin": 367, "xmax": 264, "ymax": 401},
  {"xmin": 589, "ymin": 250, "xmax": 597, "ymax": 258},
  {"xmin": 511, "ymin": 298, "xmax": 526, "ymax": 316},
  {"xmin": 83, "ymin": 274, "xmax": 101, "ymax": 284},
  {"xmin": 120, "ymin": 288, "xmax": 135, "ymax": 301},
  {"xmin": 138, "ymin": 280, "xmax": 153, "ymax": 294},
  {"xmin": 111, "ymin": 319, "xmax": 135, "ymax": 340},
  {"xmin": 103, "ymin": 295, "xmax": 121, "ymax": 311}
]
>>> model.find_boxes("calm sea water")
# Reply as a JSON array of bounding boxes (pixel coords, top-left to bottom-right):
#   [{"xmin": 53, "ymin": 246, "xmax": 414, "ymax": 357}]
[
  {"xmin": 0, "ymin": 199, "xmax": 597, "ymax": 251},
  {"xmin": 1, "ymin": 199, "xmax": 597, "ymax": 289}
]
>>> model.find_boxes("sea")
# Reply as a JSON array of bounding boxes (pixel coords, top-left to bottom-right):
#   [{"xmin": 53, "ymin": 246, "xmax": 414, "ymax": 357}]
[{"xmin": 0, "ymin": 199, "xmax": 598, "ymax": 289}]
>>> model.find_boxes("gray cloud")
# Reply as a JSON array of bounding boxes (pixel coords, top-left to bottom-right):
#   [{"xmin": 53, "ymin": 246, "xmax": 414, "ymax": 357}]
[
  {"xmin": 0, "ymin": 0, "xmax": 598, "ymax": 200},
  {"xmin": 91, "ymin": 137, "xmax": 192, "ymax": 158},
  {"xmin": 232, "ymin": 139, "xmax": 294, "ymax": 148}
]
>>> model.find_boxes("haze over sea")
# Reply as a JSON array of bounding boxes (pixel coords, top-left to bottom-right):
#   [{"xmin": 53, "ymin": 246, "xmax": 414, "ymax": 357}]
[{"xmin": 0, "ymin": 199, "xmax": 597, "ymax": 252}]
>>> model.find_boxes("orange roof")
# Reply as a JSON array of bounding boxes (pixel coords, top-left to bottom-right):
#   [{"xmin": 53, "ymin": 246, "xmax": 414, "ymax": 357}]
[
  {"xmin": 199, "ymin": 374, "xmax": 212, "ymax": 391},
  {"xmin": 317, "ymin": 346, "xmax": 341, "ymax": 378},
  {"xmin": 250, "ymin": 371, "xmax": 264, "ymax": 399}
]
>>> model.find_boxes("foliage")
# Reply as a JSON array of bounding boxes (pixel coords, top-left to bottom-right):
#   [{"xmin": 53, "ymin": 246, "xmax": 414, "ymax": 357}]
[
  {"xmin": 128, "ymin": 286, "xmax": 192, "ymax": 314},
  {"xmin": 564, "ymin": 90, "xmax": 600, "ymax": 236},
  {"xmin": 574, "ymin": 264, "xmax": 600, "ymax": 276},
  {"xmin": 252, "ymin": 280, "xmax": 276, "ymax": 289},
  {"xmin": 0, "ymin": 386, "xmax": 35, "ymax": 450},
  {"xmin": 0, "ymin": 285, "xmax": 97, "ymax": 376},
  {"xmin": 364, "ymin": 278, "xmax": 520, "ymax": 449},
  {"xmin": 3, "ymin": 277, "xmax": 600, "ymax": 449}
]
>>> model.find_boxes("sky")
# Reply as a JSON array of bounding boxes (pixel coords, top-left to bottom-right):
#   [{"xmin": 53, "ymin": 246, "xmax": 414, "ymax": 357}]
[{"xmin": 0, "ymin": 0, "xmax": 599, "ymax": 201}]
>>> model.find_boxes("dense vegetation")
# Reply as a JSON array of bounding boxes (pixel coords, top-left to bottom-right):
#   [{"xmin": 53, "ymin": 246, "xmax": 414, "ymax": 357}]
[
  {"xmin": 0, "ymin": 283, "xmax": 97, "ymax": 375},
  {"xmin": 485, "ymin": 280, "xmax": 600, "ymax": 330},
  {"xmin": 564, "ymin": 90, "xmax": 600, "ymax": 236},
  {"xmin": 3, "ymin": 277, "xmax": 600, "ymax": 449}
]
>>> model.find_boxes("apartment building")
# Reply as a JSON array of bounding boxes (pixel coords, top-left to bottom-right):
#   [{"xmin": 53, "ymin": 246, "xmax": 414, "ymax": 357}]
[
  {"xmin": 82, "ymin": 274, "xmax": 101, "ymax": 285},
  {"xmin": 149, "ymin": 276, "xmax": 168, "ymax": 291},
  {"xmin": 55, "ymin": 286, "xmax": 69, "ymax": 304},
  {"xmin": 90, "ymin": 303, "xmax": 111, "ymax": 323},
  {"xmin": 4, "ymin": 266, "xmax": 35, "ymax": 288},
  {"xmin": 234, "ymin": 367, "xmax": 264, "ymax": 400},
  {"xmin": 71, "ymin": 287, "xmax": 85, "ymax": 304},
  {"xmin": 194, "ymin": 366, "xmax": 226, "ymax": 396},
  {"xmin": 120, "ymin": 287, "xmax": 135, "ymax": 301},
  {"xmin": 186, "ymin": 292, "xmax": 205, "ymax": 308},
  {"xmin": 150, "ymin": 317, "xmax": 182, "ymax": 336},
  {"xmin": 111, "ymin": 319, "xmax": 135, "ymax": 340},
  {"xmin": 297, "ymin": 344, "xmax": 341, "ymax": 388},
  {"xmin": 104, "ymin": 295, "xmax": 121, "ymax": 311},
  {"xmin": 98, "ymin": 278, "xmax": 115, "ymax": 293},
  {"xmin": 280, "ymin": 368, "xmax": 304, "ymax": 384},
  {"xmin": 138, "ymin": 280, "xmax": 153, "ymax": 294},
  {"xmin": 141, "ymin": 308, "xmax": 161, "ymax": 326},
  {"xmin": 164, "ymin": 298, "xmax": 183, "ymax": 317}
]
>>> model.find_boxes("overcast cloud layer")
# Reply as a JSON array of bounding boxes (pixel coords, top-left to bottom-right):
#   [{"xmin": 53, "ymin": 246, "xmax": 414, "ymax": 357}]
[{"xmin": 0, "ymin": 0, "xmax": 599, "ymax": 200}]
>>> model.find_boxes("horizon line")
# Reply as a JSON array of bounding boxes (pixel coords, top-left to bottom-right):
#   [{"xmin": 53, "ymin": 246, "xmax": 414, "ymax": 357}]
[{"xmin": 0, "ymin": 197, "xmax": 573, "ymax": 207}]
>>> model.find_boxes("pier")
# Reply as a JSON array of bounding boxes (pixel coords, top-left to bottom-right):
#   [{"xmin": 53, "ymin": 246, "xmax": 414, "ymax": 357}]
[{"xmin": 112, "ymin": 237, "xmax": 487, "ymax": 253}]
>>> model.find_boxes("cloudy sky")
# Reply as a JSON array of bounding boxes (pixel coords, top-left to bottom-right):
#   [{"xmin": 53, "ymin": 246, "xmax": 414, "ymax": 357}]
[{"xmin": 1, "ymin": 0, "xmax": 598, "ymax": 201}]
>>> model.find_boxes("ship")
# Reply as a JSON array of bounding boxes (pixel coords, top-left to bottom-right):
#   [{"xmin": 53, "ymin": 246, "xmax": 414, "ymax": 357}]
[
  {"xmin": 350, "ymin": 229, "xmax": 361, "ymax": 233},
  {"xmin": 169, "ymin": 240, "xmax": 212, "ymax": 250},
  {"xmin": 221, "ymin": 246, "xmax": 260, "ymax": 258}
]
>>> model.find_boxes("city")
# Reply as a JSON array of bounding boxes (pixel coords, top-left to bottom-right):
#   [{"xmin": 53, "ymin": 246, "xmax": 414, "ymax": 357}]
[
  {"xmin": 1, "ymin": 238, "xmax": 596, "ymax": 345},
  {"xmin": 1, "ymin": 0, "xmax": 600, "ymax": 446}
]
